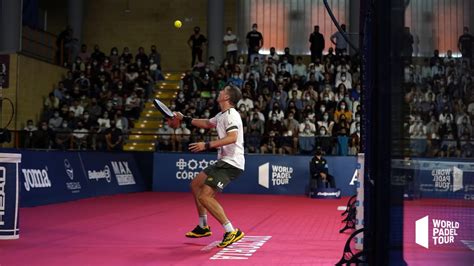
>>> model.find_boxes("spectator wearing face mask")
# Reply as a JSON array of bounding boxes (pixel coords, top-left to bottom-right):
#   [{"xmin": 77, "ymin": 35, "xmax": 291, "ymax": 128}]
[
  {"xmin": 268, "ymin": 103, "xmax": 285, "ymax": 121},
  {"xmin": 32, "ymin": 121, "xmax": 53, "ymax": 149},
  {"xmin": 334, "ymin": 101, "xmax": 352, "ymax": 123},
  {"xmin": 174, "ymin": 122, "xmax": 191, "ymax": 152},
  {"xmin": 49, "ymin": 111, "xmax": 64, "ymax": 130},
  {"xmin": 124, "ymin": 92, "xmax": 141, "ymax": 120},
  {"xmin": 223, "ymin": 27, "xmax": 239, "ymax": 64},
  {"xmin": 246, "ymin": 23, "xmax": 263, "ymax": 63},
  {"xmin": 188, "ymin": 26, "xmax": 208, "ymax": 67},
  {"xmin": 350, "ymin": 114, "xmax": 361, "ymax": 134},
  {"xmin": 317, "ymin": 112, "xmax": 335, "ymax": 136},
  {"xmin": 105, "ymin": 120, "xmax": 123, "ymax": 151},
  {"xmin": 293, "ymin": 57, "xmax": 307, "ymax": 79},
  {"xmin": 237, "ymin": 93, "xmax": 254, "ymax": 112},
  {"xmin": 299, "ymin": 117, "xmax": 317, "ymax": 135},
  {"xmin": 229, "ymin": 72, "xmax": 244, "ymax": 88},
  {"xmin": 72, "ymin": 121, "xmax": 89, "ymax": 150},
  {"xmin": 335, "ymin": 67, "xmax": 352, "ymax": 89},
  {"xmin": 457, "ymin": 117, "xmax": 472, "ymax": 138},
  {"xmin": 54, "ymin": 120, "xmax": 72, "ymax": 149},
  {"xmin": 69, "ymin": 100, "xmax": 84, "ymax": 117},
  {"xmin": 278, "ymin": 56, "xmax": 293, "ymax": 76},
  {"xmin": 157, "ymin": 122, "xmax": 175, "ymax": 151}
]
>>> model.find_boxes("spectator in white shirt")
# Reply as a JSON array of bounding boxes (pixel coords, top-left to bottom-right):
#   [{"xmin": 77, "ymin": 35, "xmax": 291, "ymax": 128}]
[
  {"xmin": 293, "ymin": 56, "xmax": 307, "ymax": 78},
  {"xmin": 69, "ymin": 100, "xmax": 84, "ymax": 117},
  {"xmin": 223, "ymin": 27, "xmax": 239, "ymax": 64}
]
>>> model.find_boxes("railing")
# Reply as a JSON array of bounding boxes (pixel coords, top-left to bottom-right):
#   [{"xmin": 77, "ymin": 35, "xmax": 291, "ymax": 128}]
[
  {"xmin": 4, "ymin": 130, "xmax": 470, "ymax": 158},
  {"xmin": 0, "ymin": 130, "xmax": 363, "ymax": 155},
  {"xmin": 21, "ymin": 26, "xmax": 59, "ymax": 65}
]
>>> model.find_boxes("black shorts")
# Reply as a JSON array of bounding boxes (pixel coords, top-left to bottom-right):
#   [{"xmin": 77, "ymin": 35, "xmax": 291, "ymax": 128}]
[{"xmin": 203, "ymin": 160, "xmax": 243, "ymax": 192}]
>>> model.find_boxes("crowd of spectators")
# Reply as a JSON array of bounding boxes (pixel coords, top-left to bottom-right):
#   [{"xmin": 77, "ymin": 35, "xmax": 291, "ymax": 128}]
[
  {"xmin": 404, "ymin": 49, "xmax": 474, "ymax": 157},
  {"xmin": 23, "ymin": 44, "xmax": 163, "ymax": 150},
  {"xmin": 169, "ymin": 46, "xmax": 362, "ymax": 155}
]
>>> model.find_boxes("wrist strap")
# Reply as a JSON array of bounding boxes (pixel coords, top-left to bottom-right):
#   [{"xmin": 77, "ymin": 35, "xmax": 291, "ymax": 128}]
[
  {"xmin": 183, "ymin": 116, "xmax": 193, "ymax": 125},
  {"xmin": 205, "ymin": 142, "xmax": 211, "ymax": 150}
]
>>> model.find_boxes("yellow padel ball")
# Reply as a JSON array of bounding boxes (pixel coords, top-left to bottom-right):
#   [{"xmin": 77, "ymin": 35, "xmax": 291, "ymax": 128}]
[{"xmin": 174, "ymin": 20, "xmax": 182, "ymax": 28}]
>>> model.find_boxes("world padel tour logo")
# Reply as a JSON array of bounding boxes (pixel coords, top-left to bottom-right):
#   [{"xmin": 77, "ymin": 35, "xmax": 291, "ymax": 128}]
[
  {"xmin": 431, "ymin": 167, "xmax": 463, "ymax": 192},
  {"xmin": 258, "ymin": 163, "xmax": 293, "ymax": 188},
  {"xmin": 175, "ymin": 158, "xmax": 217, "ymax": 180},
  {"xmin": 415, "ymin": 215, "xmax": 460, "ymax": 249}
]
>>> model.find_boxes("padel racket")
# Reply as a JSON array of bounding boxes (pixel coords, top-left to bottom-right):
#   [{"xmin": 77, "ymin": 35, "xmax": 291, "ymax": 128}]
[{"xmin": 153, "ymin": 99, "xmax": 175, "ymax": 118}]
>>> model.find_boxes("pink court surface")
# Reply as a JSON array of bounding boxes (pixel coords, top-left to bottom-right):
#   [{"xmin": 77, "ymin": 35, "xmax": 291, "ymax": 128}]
[{"xmin": 0, "ymin": 192, "xmax": 351, "ymax": 266}]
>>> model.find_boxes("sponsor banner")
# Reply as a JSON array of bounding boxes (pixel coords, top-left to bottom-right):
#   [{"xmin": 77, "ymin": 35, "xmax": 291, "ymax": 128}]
[
  {"xmin": 0, "ymin": 150, "xmax": 148, "ymax": 207},
  {"xmin": 0, "ymin": 153, "xmax": 21, "ymax": 239},
  {"xmin": 153, "ymin": 153, "xmax": 358, "ymax": 196},
  {"xmin": 392, "ymin": 159, "xmax": 474, "ymax": 199},
  {"xmin": 19, "ymin": 151, "xmax": 92, "ymax": 206},
  {"xmin": 79, "ymin": 152, "xmax": 143, "ymax": 196},
  {"xmin": 310, "ymin": 188, "xmax": 341, "ymax": 199}
]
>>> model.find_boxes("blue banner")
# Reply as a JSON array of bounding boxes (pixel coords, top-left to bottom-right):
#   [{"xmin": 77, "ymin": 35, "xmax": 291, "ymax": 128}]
[
  {"xmin": 392, "ymin": 159, "xmax": 474, "ymax": 200},
  {"xmin": 153, "ymin": 153, "xmax": 358, "ymax": 196},
  {"xmin": 0, "ymin": 150, "xmax": 150, "ymax": 207}
]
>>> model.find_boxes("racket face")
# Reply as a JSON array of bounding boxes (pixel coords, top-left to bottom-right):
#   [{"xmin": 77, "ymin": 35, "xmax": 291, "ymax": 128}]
[{"xmin": 153, "ymin": 99, "xmax": 175, "ymax": 118}]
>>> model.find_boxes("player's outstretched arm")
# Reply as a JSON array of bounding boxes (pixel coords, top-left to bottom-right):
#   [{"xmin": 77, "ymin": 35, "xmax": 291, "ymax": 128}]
[
  {"xmin": 189, "ymin": 131, "xmax": 238, "ymax": 153},
  {"xmin": 173, "ymin": 112, "xmax": 215, "ymax": 129}
]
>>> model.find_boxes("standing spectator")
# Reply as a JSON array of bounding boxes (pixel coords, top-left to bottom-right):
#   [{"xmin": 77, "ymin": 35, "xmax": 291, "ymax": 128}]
[
  {"xmin": 90, "ymin": 44, "xmax": 106, "ymax": 64},
  {"xmin": 458, "ymin": 27, "xmax": 473, "ymax": 63},
  {"xmin": 77, "ymin": 44, "xmax": 90, "ymax": 63},
  {"xmin": 23, "ymin": 119, "xmax": 37, "ymax": 148},
  {"xmin": 188, "ymin": 26, "xmax": 208, "ymax": 67},
  {"xmin": 105, "ymin": 120, "xmax": 123, "ymax": 151},
  {"xmin": 309, "ymin": 25, "xmax": 325, "ymax": 63},
  {"xmin": 149, "ymin": 45, "xmax": 161, "ymax": 66},
  {"xmin": 135, "ymin": 47, "xmax": 149, "ymax": 66},
  {"xmin": 223, "ymin": 27, "xmax": 238, "ymax": 64},
  {"xmin": 282, "ymin": 47, "xmax": 295, "ymax": 65},
  {"xmin": 401, "ymin": 27, "xmax": 414, "ymax": 61},
  {"xmin": 32, "ymin": 121, "xmax": 53, "ymax": 149},
  {"xmin": 246, "ymin": 23, "xmax": 264, "ymax": 63},
  {"xmin": 330, "ymin": 24, "xmax": 348, "ymax": 57}
]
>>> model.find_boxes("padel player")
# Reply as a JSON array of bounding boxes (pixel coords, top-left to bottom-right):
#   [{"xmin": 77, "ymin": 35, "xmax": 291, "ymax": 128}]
[{"xmin": 172, "ymin": 85, "xmax": 245, "ymax": 248}]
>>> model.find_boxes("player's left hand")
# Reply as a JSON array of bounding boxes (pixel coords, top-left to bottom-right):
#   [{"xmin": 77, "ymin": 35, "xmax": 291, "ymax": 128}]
[{"xmin": 189, "ymin": 142, "xmax": 206, "ymax": 152}]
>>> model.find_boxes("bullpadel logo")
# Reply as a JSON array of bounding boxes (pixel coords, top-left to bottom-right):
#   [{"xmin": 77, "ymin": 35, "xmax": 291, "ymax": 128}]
[{"xmin": 415, "ymin": 215, "xmax": 460, "ymax": 249}]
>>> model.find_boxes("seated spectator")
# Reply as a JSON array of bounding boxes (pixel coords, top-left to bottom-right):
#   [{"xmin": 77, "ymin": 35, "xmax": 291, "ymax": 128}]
[
  {"xmin": 157, "ymin": 123, "xmax": 174, "ymax": 151},
  {"xmin": 115, "ymin": 110, "xmax": 129, "ymax": 132},
  {"xmin": 260, "ymin": 131, "xmax": 279, "ymax": 154},
  {"xmin": 124, "ymin": 92, "xmax": 142, "ymax": 120},
  {"xmin": 174, "ymin": 123, "xmax": 191, "ymax": 152},
  {"xmin": 309, "ymin": 148, "xmax": 336, "ymax": 191},
  {"xmin": 48, "ymin": 111, "xmax": 63, "ymax": 130},
  {"xmin": 72, "ymin": 121, "xmax": 89, "ymax": 150}
]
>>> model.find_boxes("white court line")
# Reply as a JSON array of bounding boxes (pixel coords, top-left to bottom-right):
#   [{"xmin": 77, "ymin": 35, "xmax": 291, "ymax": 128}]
[
  {"xmin": 201, "ymin": 241, "xmax": 220, "ymax": 251},
  {"xmin": 337, "ymin": 206, "xmax": 347, "ymax": 211}
]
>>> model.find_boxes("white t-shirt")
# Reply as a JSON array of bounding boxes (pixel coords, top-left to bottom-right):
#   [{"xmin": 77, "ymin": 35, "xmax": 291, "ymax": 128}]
[
  {"xmin": 209, "ymin": 108, "xmax": 245, "ymax": 170},
  {"xmin": 223, "ymin": 34, "xmax": 238, "ymax": 52}
]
